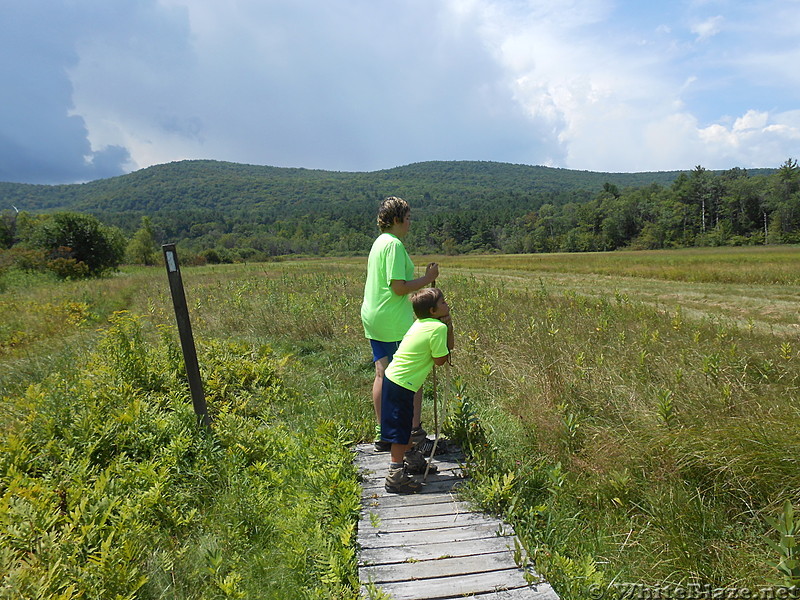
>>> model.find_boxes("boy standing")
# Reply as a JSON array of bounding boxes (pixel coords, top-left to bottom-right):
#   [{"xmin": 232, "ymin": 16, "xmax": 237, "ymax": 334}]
[{"xmin": 382, "ymin": 288, "xmax": 454, "ymax": 494}]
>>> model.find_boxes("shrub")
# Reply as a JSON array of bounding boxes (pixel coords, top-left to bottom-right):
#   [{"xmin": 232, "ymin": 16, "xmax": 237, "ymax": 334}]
[
  {"xmin": 46, "ymin": 254, "xmax": 91, "ymax": 279},
  {"xmin": 29, "ymin": 212, "xmax": 126, "ymax": 277},
  {"xmin": 0, "ymin": 312, "xmax": 361, "ymax": 599},
  {"xmin": 126, "ymin": 217, "xmax": 159, "ymax": 266}
]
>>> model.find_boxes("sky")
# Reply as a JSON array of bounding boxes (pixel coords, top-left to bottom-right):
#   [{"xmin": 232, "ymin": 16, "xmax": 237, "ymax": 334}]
[{"xmin": 2, "ymin": 0, "xmax": 799, "ymax": 185}]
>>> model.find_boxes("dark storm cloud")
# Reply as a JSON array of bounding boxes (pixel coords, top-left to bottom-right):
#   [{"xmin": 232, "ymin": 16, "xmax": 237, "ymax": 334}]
[{"xmin": 0, "ymin": 2, "xmax": 131, "ymax": 184}]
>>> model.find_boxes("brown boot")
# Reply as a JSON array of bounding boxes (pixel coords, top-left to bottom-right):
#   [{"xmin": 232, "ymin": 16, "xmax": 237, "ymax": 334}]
[
  {"xmin": 404, "ymin": 446, "xmax": 437, "ymax": 475},
  {"xmin": 410, "ymin": 425, "xmax": 428, "ymax": 447},
  {"xmin": 385, "ymin": 465, "xmax": 422, "ymax": 494}
]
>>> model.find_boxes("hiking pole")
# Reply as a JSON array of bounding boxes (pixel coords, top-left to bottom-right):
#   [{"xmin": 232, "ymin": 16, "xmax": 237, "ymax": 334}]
[
  {"xmin": 423, "ymin": 364, "xmax": 439, "ymax": 481},
  {"xmin": 423, "ymin": 274, "xmax": 439, "ymax": 482}
]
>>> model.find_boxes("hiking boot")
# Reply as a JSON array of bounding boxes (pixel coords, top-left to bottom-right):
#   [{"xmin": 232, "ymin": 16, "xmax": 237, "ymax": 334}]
[
  {"xmin": 385, "ymin": 466, "xmax": 421, "ymax": 494},
  {"xmin": 404, "ymin": 446, "xmax": 437, "ymax": 475},
  {"xmin": 417, "ymin": 437, "xmax": 447, "ymax": 457},
  {"xmin": 410, "ymin": 426, "xmax": 428, "ymax": 447},
  {"xmin": 373, "ymin": 424, "xmax": 390, "ymax": 452}
]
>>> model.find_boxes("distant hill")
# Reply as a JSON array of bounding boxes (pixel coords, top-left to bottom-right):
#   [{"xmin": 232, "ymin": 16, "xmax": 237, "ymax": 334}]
[
  {"xmin": 0, "ymin": 159, "xmax": 784, "ymax": 260},
  {"xmin": 0, "ymin": 159, "xmax": 697, "ymax": 219}
]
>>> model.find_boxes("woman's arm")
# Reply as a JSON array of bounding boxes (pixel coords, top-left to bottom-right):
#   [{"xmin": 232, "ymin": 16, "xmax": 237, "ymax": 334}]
[{"xmin": 389, "ymin": 262, "xmax": 439, "ymax": 296}]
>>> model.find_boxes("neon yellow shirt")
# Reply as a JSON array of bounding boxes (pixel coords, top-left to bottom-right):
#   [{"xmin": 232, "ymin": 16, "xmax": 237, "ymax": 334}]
[
  {"xmin": 385, "ymin": 318, "xmax": 449, "ymax": 392},
  {"xmin": 361, "ymin": 233, "xmax": 415, "ymax": 341}
]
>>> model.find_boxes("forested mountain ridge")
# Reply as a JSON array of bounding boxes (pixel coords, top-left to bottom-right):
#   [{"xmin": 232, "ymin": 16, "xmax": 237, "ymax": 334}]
[
  {"xmin": 0, "ymin": 159, "xmax": 690, "ymax": 215},
  {"xmin": 0, "ymin": 159, "xmax": 792, "ymax": 261}
]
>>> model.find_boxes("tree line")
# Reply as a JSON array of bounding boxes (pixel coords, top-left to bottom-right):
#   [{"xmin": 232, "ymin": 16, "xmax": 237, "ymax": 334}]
[
  {"xmin": 0, "ymin": 159, "xmax": 796, "ymax": 275},
  {"xmin": 476, "ymin": 161, "xmax": 800, "ymax": 254},
  {"xmin": 160, "ymin": 159, "xmax": 799, "ymax": 261}
]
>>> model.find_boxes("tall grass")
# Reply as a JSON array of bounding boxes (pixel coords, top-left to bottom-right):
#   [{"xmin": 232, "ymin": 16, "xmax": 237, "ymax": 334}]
[
  {"xmin": 1, "ymin": 248, "xmax": 799, "ymax": 597},
  {"xmin": 432, "ymin": 268, "xmax": 799, "ymax": 593},
  {"xmin": 164, "ymin": 255, "xmax": 800, "ymax": 592},
  {"xmin": 0, "ymin": 302, "xmax": 362, "ymax": 598},
  {"xmin": 439, "ymin": 245, "xmax": 800, "ymax": 284}
]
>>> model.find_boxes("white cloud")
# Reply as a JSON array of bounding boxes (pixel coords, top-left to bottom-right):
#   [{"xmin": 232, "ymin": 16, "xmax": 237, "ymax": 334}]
[
  {"xmin": 458, "ymin": 0, "xmax": 686, "ymax": 171},
  {"xmin": 733, "ymin": 110, "xmax": 769, "ymax": 132},
  {"xmin": 451, "ymin": 0, "xmax": 799, "ymax": 172},
  {"xmin": 691, "ymin": 15, "xmax": 724, "ymax": 41},
  {"xmin": 697, "ymin": 109, "xmax": 800, "ymax": 166}
]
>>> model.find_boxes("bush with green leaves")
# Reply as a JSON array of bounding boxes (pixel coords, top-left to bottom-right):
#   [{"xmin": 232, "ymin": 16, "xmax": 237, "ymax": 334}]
[
  {"xmin": 27, "ymin": 212, "xmax": 126, "ymax": 277},
  {"xmin": 126, "ymin": 217, "xmax": 159, "ymax": 266},
  {"xmin": 0, "ymin": 312, "xmax": 360, "ymax": 599}
]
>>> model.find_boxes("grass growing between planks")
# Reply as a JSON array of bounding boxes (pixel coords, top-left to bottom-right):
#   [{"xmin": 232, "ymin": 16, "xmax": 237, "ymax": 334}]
[{"xmin": 1, "ymin": 247, "xmax": 799, "ymax": 598}]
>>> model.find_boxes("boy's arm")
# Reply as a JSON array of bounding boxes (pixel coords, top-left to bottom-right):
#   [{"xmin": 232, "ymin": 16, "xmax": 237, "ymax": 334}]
[{"xmin": 433, "ymin": 317, "xmax": 454, "ymax": 366}]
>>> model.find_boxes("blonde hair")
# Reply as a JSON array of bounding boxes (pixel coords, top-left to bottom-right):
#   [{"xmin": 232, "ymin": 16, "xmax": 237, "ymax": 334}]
[{"xmin": 376, "ymin": 196, "xmax": 410, "ymax": 232}]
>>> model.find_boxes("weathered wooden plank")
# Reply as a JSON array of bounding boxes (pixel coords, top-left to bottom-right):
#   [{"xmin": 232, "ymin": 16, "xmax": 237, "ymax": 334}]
[
  {"xmin": 363, "ymin": 492, "xmax": 461, "ymax": 510},
  {"xmin": 361, "ymin": 475, "xmax": 466, "ymax": 495},
  {"xmin": 360, "ymin": 469, "xmax": 464, "ymax": 487},
  {"xmin": 359, "ymin": 462, "xmax": 464, "ymax": 481},
  {"xmin": 361, "ymin": 511, "xmax": 502, "ymax": 533},
  {"xmin": 359, "ymin": 522, "xmax": 509, "ymax": 549},
  {"xmin": 431, "ymin": 583, "xmax": 560, "ymax": 600},
  {"xmin": 354, "ymin": 448, "xmax": 463, "ymax": 469},
  {"xmin": 365, "ymin": 568, "xmax": 538, "ymax": 600},
  {"xmin": 361, "ymin": 550, "xmax": 520, "ymax": 583},
  {"xmin": 359, "ymin": 462, "xmax": 463, "ymax": 477},
  {"xmin": 359, "ymin": 536, "xmax": 519, "ymax": 565},
  {"xmin": 360, "ymin": 582, "xmax": 557, "ymax": 600},
  {"xmin": 361, "ymin": 499, "xmax": 474, "ymax": 520},
  {"xmin": 357, "ymin": 452, "xmax": 464, "ymax": 478},
  {"xmin": 356, "ymin": 457, "xmax": 464, "ymax": 474},
  {"xmin": 361, "ymin": 493, "xmax": 462, "ymax": 513}
]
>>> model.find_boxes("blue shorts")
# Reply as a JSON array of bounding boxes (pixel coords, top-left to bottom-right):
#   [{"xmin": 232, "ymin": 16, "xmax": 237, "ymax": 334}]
[
  {"xmin": 370, "ymin": 339, "xmax": 401, "ymax": 363},
  {"xmin": 380, "ymin": 376, "xmax": 414, "ymax": 445}
]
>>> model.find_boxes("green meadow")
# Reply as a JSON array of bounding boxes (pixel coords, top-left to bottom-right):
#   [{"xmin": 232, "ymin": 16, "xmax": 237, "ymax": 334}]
[{"xmin": 1, "ymin": 246, "xmax": 799, "ymax": 598}]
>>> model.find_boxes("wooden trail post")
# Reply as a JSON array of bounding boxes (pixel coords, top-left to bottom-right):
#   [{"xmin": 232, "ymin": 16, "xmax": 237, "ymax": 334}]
[{"xmin": 162, "ymin": 244, "xmax": 210, "ymax": 428}]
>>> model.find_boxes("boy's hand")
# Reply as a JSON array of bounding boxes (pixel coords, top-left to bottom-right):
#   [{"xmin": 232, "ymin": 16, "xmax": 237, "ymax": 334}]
[{"xmin": 438, "ymin": 313, "xmax": 452, "ymax": 325}]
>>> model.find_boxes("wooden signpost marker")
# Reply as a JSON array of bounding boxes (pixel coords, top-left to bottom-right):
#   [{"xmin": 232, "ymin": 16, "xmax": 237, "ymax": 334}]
[{"xmin": 162, "ymin": 243, "xmax": 210, "ymax": 428}]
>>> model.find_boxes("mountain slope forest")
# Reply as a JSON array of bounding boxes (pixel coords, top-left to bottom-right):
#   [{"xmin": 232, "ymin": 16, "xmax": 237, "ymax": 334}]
[{"xmin": 0, "ymin": 159, "xmax": 796, "ymax": 263}]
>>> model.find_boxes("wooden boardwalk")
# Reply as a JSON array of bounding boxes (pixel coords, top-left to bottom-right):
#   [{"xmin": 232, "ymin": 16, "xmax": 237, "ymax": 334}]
[{"xmin": 355, "ymin": 442, "xmax": 559, "ymax": 600}]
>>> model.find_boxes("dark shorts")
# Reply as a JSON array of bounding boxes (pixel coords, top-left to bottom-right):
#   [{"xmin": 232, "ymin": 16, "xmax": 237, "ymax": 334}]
[
  {"xmin": 380, "ymin": 376, "xmax": 414, "ymax": 445},
  {"xmin": 370, "ymin": 339, "xmax": 401, "ymax": 363}
]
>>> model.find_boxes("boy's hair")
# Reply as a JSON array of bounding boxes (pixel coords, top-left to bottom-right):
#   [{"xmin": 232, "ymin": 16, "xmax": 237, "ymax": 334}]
[
  {"xmin": 411, "ymin": 287, "xmax": 444, "ymax": 319},
  {"xmin": 377, "ymin": 196, "xmax": 410, "ymax": 232}
]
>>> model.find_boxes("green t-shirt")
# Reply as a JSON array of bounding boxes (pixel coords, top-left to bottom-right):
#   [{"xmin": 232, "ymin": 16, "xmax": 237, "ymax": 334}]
[
  {"xmin": 361, "ymin": 233, "xmax": 415, "ymax": 342},
  {"xmin": 385, "ymin": 318, "xmax": 449, "ymax": 392}
]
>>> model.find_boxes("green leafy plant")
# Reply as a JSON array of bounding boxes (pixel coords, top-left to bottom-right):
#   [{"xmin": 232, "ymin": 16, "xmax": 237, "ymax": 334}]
[
  {"xmin": 444, "ymin": 378, "xmax": 487, "ymax": 453},
  {"xmin": 476, "ymin": 471, "xmax": 517, "ymax": 515},
  {"xmin": 765, "ymin": 501, "xmax": 800, "ymax": 587},
  {"xmin": 656, "ymin": 389, "xmax": 676, "ymax": 428},
  {"xmin": 559, "ymin": 406, "xmax": 583, "ymax": 454}
]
